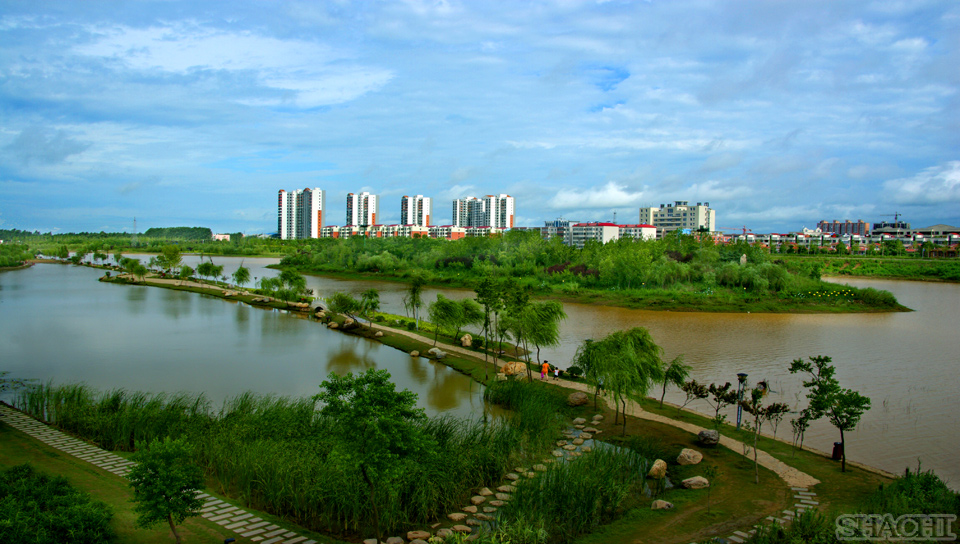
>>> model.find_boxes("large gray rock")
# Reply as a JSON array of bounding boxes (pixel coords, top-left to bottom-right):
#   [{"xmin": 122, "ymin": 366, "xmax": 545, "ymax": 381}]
[
  {"xmin": 572, "ymin": 417, "xmax": 587, "ymax": 425},
  {"xmin": 427, "ymin": 347, "xmax": 447, "ymax": 359},
  {"xmin": 677, "ymin": 448, "xmax": 703, "ymax": 465},
  {"xmin": 410, "ymin": 350, "xmax": 420, "ymax": 357},
  {"xmin": 651, "ymin": 499, "xmax": 674, "ymax": 510},
  {"xmin": 460, "ymin": 333, "xmax": 472, "ymax": 347},
  {"xmin": 501, "ymin": 361, "xmax": 526, "ymax": 376},
  {"xmin": 647, "ymin": 459, "xmax": 667, "ymax": 479},
  {"xmin": 567, "ymin": 392, "xmax": 589, "ymax": 406},
  {"xmin": 682, "ymin": 476, "xmax": 710, "ymax": 489},
  {"xmin": 698, "ymin": 429, "xmax": 720, "ymax": 445}
]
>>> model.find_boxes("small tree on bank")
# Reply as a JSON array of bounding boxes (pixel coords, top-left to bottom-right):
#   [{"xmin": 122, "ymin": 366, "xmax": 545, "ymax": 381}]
[
  {"xmin": 659, "ymin": 356, "xmax": 691, "ymax": 408},
  {"xmin": 128, "ymin": 437, "xmax": 205, "ymax": 544},
  {"xmin": 739, "ymin": 388, "xmax": 790, "ymax": 484},
  {"xmin": 789, "ymin": 355, "xmax": 871, "ymax": 472}
]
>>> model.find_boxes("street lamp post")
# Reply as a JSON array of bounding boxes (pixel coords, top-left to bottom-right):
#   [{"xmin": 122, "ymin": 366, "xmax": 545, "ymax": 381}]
[{"xmin": 736, "ymin": 372, "xmax": 748, "ymax": 430}]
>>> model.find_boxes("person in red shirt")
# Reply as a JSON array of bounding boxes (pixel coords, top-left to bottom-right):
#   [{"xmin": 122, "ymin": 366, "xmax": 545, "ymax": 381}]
[{"xmin": 541, "ymin": 361, "xmax": 550, "ymax": 380}]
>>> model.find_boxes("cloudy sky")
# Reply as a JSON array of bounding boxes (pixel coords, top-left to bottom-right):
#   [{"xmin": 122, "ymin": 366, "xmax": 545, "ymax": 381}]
[{"xmin": 1, "ymin": 1, "xmax": 958, "ymax": 234}]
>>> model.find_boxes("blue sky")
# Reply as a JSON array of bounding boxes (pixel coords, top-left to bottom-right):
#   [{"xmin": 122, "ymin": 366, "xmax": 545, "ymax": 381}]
[{"xmin": 1, "ymin": 0, "xmax": 958, "ymax": 235}]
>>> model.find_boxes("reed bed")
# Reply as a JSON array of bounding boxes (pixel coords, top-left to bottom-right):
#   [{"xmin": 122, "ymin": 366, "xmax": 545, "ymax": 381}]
[
  {"xmin": 497, "ymin": 446, "xmax": 648, "ymax": 543},
  {"xmin": 14, "ymin": 381, "xmax": 567, "ymax": 538}
]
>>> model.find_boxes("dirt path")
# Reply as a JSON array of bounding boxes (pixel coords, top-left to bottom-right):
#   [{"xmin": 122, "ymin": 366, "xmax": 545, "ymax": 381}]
[{"xmin": 368, "ymin": 323, "xmax": 820, "ymax": 489}]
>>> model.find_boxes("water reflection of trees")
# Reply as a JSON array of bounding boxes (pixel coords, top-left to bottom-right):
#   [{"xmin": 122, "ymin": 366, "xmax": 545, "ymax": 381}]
[
  {"xmin": 325, "ymin": 342, "xmax": 377, "ymax": 375},
  {"xmin": 424, "ymin": 361, "xmax": 477, "ymax": 413},
  {"xmin": 161, "ymin": 291, "xmax": 192, "ymax": 319}
]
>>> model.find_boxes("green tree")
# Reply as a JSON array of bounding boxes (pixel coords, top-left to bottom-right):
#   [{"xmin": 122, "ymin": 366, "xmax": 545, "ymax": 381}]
[
  {"xmin": 55, "ymin": 245, "xmax": 69, "ymax": 261},
  {"xmin": 739, "ymin": 388, "xmax": 790, "ymax": 484},
  {"xmin": 679, "ymin": 379, "xmax": 709, "ymax": 416},
  {"xmin": 161, "ymin": 245, "xmax": 182, "ymax": 271},
  {"xmin": 706, "ymin": 382, "xmax": 739, "ymax": 430},
  {"xmin": 232, "ymin": 264, "xmax": 251, "ymax": 289},
  {"xmin": 406, "ymin": 273, "xmax": 426, "ymax": 330},
  {"xmin": 789, "ymin": 355, "xmax": 872, "ymax": 472},
  {"xmin": 359, "ymin": 288, "xmax": 381, "ymax": 322},
  {"xmin": 132, "ymin": 263, "xmax": 148, "ymax": 282},
  {"xmin": 177, "ymin": 265, "xmax": 194, "ymax": 286},
  {"xmin": 314, "ymin": 369, "xmax": 434, "ymax": 542},
  {"xmin": 522, "ymin": 300, "xmax": 567, "ymax": 368},
  {"xmin": 195, "ymin": 261, "xmax": 213, "ymax": 283},
  {"xmin": 428, "ymin": 293, "xmax": 461, "ymax": 346},
  {"xmin": 128, "ymin": 437, "xmax": 205, "ymax": 544},
  {"xmin": 326, "ymin": 291, "xmax": 362, "ymax": 321},
  {"xmin": 659, "ymin": 356, "xmax": 691, "ymax": 408},
  {"xmin": 474, "ymin": 278, "xmax": 505, "ymax": 379}
]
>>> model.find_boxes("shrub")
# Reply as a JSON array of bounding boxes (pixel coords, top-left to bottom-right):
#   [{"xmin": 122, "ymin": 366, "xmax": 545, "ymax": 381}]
[{"xmin": 0, "ymin": 464, "xmax": 116, "ymax": 544}]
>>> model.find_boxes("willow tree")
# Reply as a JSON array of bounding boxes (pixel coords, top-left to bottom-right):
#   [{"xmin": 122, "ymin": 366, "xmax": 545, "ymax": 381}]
[
  {"xmin": 521, "ymin": 301, "xmax": 567, "ymax": 369},
  {"xmin": 659, "ymin": 356, "xmax": 691, "ymax": 408}
]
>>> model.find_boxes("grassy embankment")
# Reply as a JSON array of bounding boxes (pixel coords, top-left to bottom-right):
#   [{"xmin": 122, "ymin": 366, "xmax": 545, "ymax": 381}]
[
  {"xmin": 782, "ymin": 255, "xmax": 960, "ymax": 282},
  {"xmin": 277, "ymin": 264, "xmax": 912, "ymax": 313}
]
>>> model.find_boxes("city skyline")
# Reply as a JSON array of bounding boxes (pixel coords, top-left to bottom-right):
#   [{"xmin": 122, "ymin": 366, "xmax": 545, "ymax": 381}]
[{"xmin": 1, "ymin": 1, "xmax": 958, "ymax": 234}]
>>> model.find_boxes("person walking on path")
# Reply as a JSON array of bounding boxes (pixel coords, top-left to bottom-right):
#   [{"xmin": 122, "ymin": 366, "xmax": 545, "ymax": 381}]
[{"xmin": 541, "ymin": 361, "xmax": 550, "ymax": 380}]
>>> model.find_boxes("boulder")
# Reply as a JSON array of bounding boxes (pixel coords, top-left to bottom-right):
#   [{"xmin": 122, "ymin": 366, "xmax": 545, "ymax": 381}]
[
  {"xmin": 315, "ymin": 310, "xmax": 326, "ymax": 318},
  {"xmin": 591, "ymin": 414, "xmax": 604, "ymax": 422},
  {"xmin": 556, "ymin": 440, "xmax": 568, "ymax": 447},
  {"xmin": 567, "ymin": 392, "xmax": 589, "ymax": 407},
  {"xmin": 483, "ymin": 506, "xmax": 497, "ymax": 513},
  {"xmin": 563, "ymin": 444, "xmax": 577, "ymax": 451},
  {"xmin": 343, "ymin": 318, "xmax": 355, "ymax": 327},
  {"xmin": 698, "ymin": 429, "xmax": 720, "ymax": 446},
  {"xmin": 573, "ymin": 417, "xmax": 587, "ymax": 425},
  {"xmin": 427, "ymin": 347, "xmax": 447, "ymax": 359},
  {"xmin": 677, "ymin": 448, "xmax": 703, "ymax": 466},
  {"xmin": 495, "ymin": 493, "xmax": 512, "ymax": 501},
  {"xmin": 410, "ymin": 350, "xmax": 420, "ymax": 357},
  {"xmin": 475, "ymin": 513, "xmax": 494, "ymax": 521},
  {"xmin": 463, "ymin": 505, "xmax": 478, "ymax": 513},
  {"xmin": 411, "ymin": 540, "xmax": 429, "ymax": 544},
  {"xmin": 375, "ymin": 331, "xmax": 384, "ymax": 337},
  {"xmin": 327, "ymin": 322, "xmax": 339, "ymax": 329},
  {"xmin": 647, "ymin": 459, "xmax": 667, "ymax": 479},
  {"xmin": 386, "ymin": 537, "xmax": 404, "ymax": 544},
  {"xmin": 497, "ymin": 485, "xmax": 515, "ymax": 493},
  {"xmin": 452, "ymin": 525, "xmax": 472, "ymax": 533},
  {"xmin": 682, "ymin": 476, "xmax": 710, "ymax": 489},
  {"xmin": 407, "ymin": 530, "xmax": 431, "ymax": 541},
  {"xmin": 581, "ymin": 446, "xmax": 593, "ymax": 453},
  {"xmin": 579, "ymin": 432, "xmax": 593, "ymax": 439},
  {"xmin": 362, "ymin": 539, "xmax": 379, "ymax": 544},
  {"xmin": 651, "ymin": 499, "xmax": 674, "ymax": 510},
  {"xmin": 460, "ymin": 334, "xmax": 472, "ymax": 347},
  {"xmin": 488, "ymin": 500, "xmax": 505, "ymax": 507},
  {"xmin": 478, "ymin": 487, "xmax": 493, "ymax": 496},
  {"xmin": 448, "ymin": 512, "xmax": 467, "ymax": 522},
  {"xmin": 505, "ymin": 473, "xmax": 519, "ymax": 481},
  {"xmin": 501, "ymin": 361, "xmax": 527, "ymax": 376},
  {"xmin": 470, "ymin": 495, "xmax": 486, "ymax": 505},
  {"xmin": 436, "ymin": 528, "xmax": 452, "ymax": 539}
]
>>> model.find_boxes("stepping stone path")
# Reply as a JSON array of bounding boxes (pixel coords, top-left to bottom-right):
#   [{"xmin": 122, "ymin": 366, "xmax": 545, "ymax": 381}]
[
  {"xmin": 0, "ymin": 405, "xmax": 318, "ymax": 544},
  {"xmin": 721, "ymin": 486, "xmax": 820, "ymax": 543}
]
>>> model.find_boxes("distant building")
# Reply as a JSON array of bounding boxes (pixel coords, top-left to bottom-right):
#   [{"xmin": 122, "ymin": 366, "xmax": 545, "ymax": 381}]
[
  {"xmin": 872, "ymin": 220, "xmax": 911, "ymax": 234},
  {"xmin": 639, "ymin": 201, "xmax": 716, "ymax": 235},
  {"xmin": 542, "ymin": 219, "xmax": 579, "ymax": 241},
  {"xmin": 346, "ymin": 192, "xmax": 378, "ymax": 227},
  {"xmin": 567, "ymin": 223, "xmax": 621, "ymax": 249},
  {"xmin": 452, "ymin": 194, "xmax": 515, "ymax": 228},
  {"xmin": 817, "ymin": 219, "xmax": 868, "ymax": 236},
  {"xmin": 212, "ymin": 233, "xmax": 231, "ymax": 241},
  {"xmin": 401, "ymin": 195, "xmax": 432, "ymax": 226},
  {"xmin": 278, "ymin": 188, "xmax": 326, "ymax": 240}
]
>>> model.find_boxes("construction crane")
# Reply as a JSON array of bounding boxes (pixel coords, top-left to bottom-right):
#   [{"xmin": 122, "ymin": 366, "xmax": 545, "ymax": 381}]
[
  {"xmin": 718, "ymin": 226, "xmax": 753, "ymax": 236},
  {"xmin": 880, "ymin": 212, "xmax": 902, "ymax": 222}
]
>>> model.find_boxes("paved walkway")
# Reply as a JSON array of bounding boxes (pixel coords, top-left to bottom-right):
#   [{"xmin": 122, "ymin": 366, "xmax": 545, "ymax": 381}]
[
  {"xmin": 368, "ymin": 324, "xmax": 820, "ymax": 489},
  {"xmin": 0, "ymin": 404, "xmax": 317, "ymax": 544}
]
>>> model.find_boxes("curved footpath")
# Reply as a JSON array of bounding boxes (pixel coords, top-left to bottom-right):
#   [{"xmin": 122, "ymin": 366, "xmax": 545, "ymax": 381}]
[{"xmin": 368, "ymin": 322, "xmax": 820, "ymax": 489}]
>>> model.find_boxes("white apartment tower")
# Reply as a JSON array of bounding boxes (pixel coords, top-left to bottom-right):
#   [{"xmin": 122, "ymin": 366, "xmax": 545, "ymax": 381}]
[
  {"xmin": 401, "ymin": 195, "xmax": 432, "ymax": 226},
  {"xmin": 639, "ymin": 201, "xmax": 716, "ymax": 235},
  {"xmin": 278, "ymin": 188, "xmax": 326, "ymax": 240},
  {"xmin": 452, "ymin": 194, "xmax": 515, "ymax": 228},
  {"xmin": 346, "ymin": 191, "xmax": 379, "ymax": 227}
]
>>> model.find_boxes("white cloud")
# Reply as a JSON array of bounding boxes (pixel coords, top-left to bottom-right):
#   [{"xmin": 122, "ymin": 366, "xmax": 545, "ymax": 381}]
[
  {"xmin": 683, "ymin": 180, "xmax": 751, "ymax": 202},
  {"xmin": 74, "ymin": 24, "xmax": 393, "ymax": 107},
  {"xmin": 548, "ymin": 181, "xmax": 645, "ymax": 209},
  {"xmin": 883, "ymin": 162, "xmax": 960, "ymax": 205}
]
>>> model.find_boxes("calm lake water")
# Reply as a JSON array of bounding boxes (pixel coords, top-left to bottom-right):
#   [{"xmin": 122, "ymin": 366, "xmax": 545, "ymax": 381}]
[
  {"xmin": 0, "ymin": 263, "xmax": 488, "ymax": 418},
  {"xmin": 4, "ymin": 258, "xmax": 958, "ymax": 489}
]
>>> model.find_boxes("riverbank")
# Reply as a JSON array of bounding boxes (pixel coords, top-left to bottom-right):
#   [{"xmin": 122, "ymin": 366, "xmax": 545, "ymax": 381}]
[
  {"xmin": 277, "ymin": 265, "xmax": 912, "ymax": 313},
  {"xmin": 784, "ymin": 256, "xmax": 960, "ymax": 283}
]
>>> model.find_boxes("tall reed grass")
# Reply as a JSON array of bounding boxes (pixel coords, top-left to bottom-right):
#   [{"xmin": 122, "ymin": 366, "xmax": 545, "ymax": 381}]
[
  {"xmin": 14, "ymin": 381, "xmax": 568, "ymax": 538},
  {"xmin": 497, "ymin": 446, "xmax": 647, "ymax": 543}
]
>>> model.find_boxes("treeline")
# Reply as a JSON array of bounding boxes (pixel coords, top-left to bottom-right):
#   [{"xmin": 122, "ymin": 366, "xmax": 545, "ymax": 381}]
[
  {"xmin": 786, "ymin": 256, "xmax": 960, "ymax": 282},
  {"xmin": 141, "ymin": 226, "xmax": 212, "ymax": 240},
  {"xmin": 280, "ymin": 231, "xmax": 903, "ymax": 310},
  {"xmin": 0, "ymin": 242, "xmax": 34, "ymax": 267}
]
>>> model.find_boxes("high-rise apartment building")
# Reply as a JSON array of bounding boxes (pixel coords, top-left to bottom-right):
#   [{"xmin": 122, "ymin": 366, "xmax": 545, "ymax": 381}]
[
  {"xmin": 638, "ymin": 201, "xmax": 716, "ymax": 234},
  {"xmin": 451, "ymin": 194, "xmax": 515, "ymax": 228},
  {"xmin": 278, "ymin": 188, "xmax": 325, "ymax": 239},
  {"xmin": 346, "ymin": 192, "xmax": 378, "ymax": 227},
  {"xmin": 401, "ymin": 195, "xmax": 432, "ymax": 226}
]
